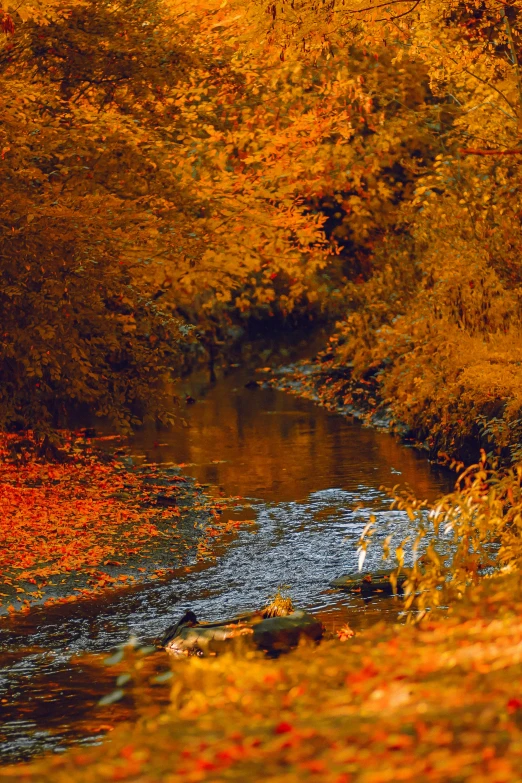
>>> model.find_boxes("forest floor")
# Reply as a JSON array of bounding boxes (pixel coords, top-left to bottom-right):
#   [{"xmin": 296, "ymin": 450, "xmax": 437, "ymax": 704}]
[
  {"xmin": 0, "ymin": 432, "xmax": 239, "ymax": 615},
  {"xmin": 3, "ymin": 571, "xmax": 522, "ymax": 782}
]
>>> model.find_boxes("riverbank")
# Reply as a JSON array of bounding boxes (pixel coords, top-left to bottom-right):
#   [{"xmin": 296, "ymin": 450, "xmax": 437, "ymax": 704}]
[
  {"xmin": 264, "ymin": 331, "xmax": 522, "ymax": 469},
  {"xmin": 0, "ymin": 432, "xmax": 237, "ymax": 614},
  {"xmin": 264, "ymin": 351, "xmax": 522, "ymax": 619},
  {"xmin": 4, "ymin": 570, "xmax": 522, "ymax": 782}
]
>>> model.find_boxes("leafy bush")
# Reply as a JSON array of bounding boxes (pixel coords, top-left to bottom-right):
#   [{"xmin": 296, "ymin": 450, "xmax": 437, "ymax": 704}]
[{"xmin": 375, "ymin": 458, "xmax": 522, "ymax": 619}]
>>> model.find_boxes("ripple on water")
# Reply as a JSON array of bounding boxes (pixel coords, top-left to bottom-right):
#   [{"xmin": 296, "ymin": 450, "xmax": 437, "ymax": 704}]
[{"xmin": 0, "ymin": 363, "xmax": 454, "ymax": 763}]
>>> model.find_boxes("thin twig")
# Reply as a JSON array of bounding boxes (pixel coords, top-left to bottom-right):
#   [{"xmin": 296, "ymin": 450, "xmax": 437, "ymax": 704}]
[{"xmin": 459, "ymin": 147, "xmax": 522, "ymax": 156}]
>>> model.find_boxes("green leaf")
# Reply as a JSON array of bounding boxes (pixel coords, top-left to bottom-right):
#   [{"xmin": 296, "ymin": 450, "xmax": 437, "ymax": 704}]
[
  {"xmin": 116, "ymin": 673, "xmax": 132, "ymax": 687},
  {"xmin": 98, "ymin": 688, "xmax": 125, "ymax": 706},
  {"xmin": 138, "ymin": 645, "xmax": 158, "ymax": 656},
  {"xmin": 103, "ymin": 650, "xmax": 124, "ymax": 666},
  {"xmin": 152, "ymin": 671, "xmax": 173, "ymax": 684}
]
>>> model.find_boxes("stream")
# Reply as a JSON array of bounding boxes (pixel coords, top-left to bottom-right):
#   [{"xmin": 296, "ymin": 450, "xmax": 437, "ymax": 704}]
[{"xmin": 0, "ymin": 354, "xmax": 454, "ymax": 764}]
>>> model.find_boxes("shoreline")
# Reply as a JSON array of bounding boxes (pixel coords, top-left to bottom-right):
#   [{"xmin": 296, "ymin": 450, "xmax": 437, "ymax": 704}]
[
  {"xmin": 264, "ymin": 354, "xmax": 500, "ymax": 473},
  {"xmin": 0, "ymin": 431, "xmax": 240, "ymax": 615}
]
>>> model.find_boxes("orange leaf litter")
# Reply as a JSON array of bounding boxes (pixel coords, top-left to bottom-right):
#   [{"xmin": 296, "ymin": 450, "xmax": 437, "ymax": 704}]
[{"xmin": 0, "ymin": 434, "xmax": 165, "ymax": 608}]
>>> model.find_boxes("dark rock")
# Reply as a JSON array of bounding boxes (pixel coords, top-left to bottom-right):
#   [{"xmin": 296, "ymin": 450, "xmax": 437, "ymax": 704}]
[
  {"xmin": 244, "ymin": 380, "xmax": 260, "ymax": 389},
  {"xmin": 330, "ymin": 570, "xmax": 405, "ymax": 597},
  {"xmin": 163, "ymin": 610, "xmax": 261, "ymax": 656},
  {"xmin": 165, "ymin": 621, "xmax": 255, "ymax": 656},
  {"xmin": 253, "ymin": 610, "xmax": 323, "ymax": 652},
  {"xmin": 153, "ymin": 493, "xmax": 179, "ymax": 508}
]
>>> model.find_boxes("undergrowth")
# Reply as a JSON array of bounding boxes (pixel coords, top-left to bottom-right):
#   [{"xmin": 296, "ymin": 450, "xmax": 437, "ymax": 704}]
[
  {"xmin": 359, "ymin": 457, "xmax": 522, "ymax": 618},
  {"xmin": 317, "ymin": 163, "xmax": 522, "ymax": 465},
  {"xmin": 5, "ymin": 572, "xmax": 522, "ymax": 782}
]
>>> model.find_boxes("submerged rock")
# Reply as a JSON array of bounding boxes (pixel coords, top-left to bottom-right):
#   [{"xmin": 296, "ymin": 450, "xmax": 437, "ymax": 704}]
[
  {"xmin": 162, "ymin": 606, "xmax": 323, "ymax": 657},
  {"xmin": 330, "ymin": 570, "xmax": 406, "ymax": 597}
]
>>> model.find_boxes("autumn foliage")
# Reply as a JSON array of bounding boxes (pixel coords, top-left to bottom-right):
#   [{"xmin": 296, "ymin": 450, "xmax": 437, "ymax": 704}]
[
  {"xmin": 251, "ymin": 0, "xmax": 522, "ymax": 466},
  {"xmin": 4, "ymin": 0, "xmax": 522, "ymax": 450},
  {"xmin": 0, "ymin": 0, "xmax": 336, "ymax": 430},
  {"xmin": 6, "ymin": 572, "xmax": 522, "ymax": 782},
  {"xmin": 5, "ymin": 0, "xmax": 522, "ymax": 778}
]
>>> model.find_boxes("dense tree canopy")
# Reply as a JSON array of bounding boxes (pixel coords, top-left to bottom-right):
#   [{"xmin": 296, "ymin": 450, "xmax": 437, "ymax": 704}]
[
  {"xmin": 2, "ymin": 0, "xmax": 522, "ymax": 441},
  {"xmin": 4, "ymin": 3, "xmax": 522, "ymax": 779}
]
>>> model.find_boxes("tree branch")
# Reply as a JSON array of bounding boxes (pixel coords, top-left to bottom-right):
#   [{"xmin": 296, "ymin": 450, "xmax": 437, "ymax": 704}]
[{"xmin": 459, "ymin": 147, "xmax": 522, "ymax": 156}]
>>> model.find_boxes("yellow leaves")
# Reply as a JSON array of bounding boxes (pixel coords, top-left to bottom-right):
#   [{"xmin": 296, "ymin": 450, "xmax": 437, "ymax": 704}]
[
  {"xmin": 414, "ymin": 185, "xmax": 431, "ymax": 198},
  {"xmin": 210, "ymin": 11, "xmax": 243, "ymax": 29},
  {"xmin": 3, "ymin": 0, "xmax": 72, "ymax": 24}
]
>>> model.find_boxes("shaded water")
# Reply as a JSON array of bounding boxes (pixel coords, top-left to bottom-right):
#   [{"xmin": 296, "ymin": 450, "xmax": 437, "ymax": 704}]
[{"xmin": 0, "ymin": 360, "xmax": 454, "ymax": 763}]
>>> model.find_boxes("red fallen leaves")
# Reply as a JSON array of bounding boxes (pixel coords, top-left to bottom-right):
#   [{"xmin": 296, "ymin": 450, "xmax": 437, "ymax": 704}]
[
  {"xmin": 0, "ymin": 434, "xmax": 175, "ymax": 608},
  {"xmin": 0, "ymin": 466, "xmax": 155, "ymax": 575},
  {"xmin": 346, "ymin": 661, "xmax": 379, "ymax": 687},
  {"xmin": 0, "ymin": 433, "xmax": 244, "ymax": 610},
  {"xmin": 274, "ymin": 721, "xmax": 293, "ymax": 734}
]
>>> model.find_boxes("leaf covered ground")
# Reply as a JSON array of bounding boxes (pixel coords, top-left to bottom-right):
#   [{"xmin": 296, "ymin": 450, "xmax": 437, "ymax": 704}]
[
  {"xmin": 3, "ymin": 573, "xmax": 522, "ymax": 782},
  {"xmin": 0, "ymin": 433, "xmax": 239, "ymax": 614}
]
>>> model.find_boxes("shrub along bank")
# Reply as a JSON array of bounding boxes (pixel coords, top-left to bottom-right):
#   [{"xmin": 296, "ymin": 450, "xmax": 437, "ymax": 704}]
[{"xmin": 271, "ymin": 260, "xmax": 522, "ymax": 468}]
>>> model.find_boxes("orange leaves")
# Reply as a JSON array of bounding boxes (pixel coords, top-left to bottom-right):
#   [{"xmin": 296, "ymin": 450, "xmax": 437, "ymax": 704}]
[
  {"xmin": 0, "ymin": 429, "xmax": 244, "ymax": 613},
  {"xmin": 336, "ymin": 623, "xmax": 355, "ymax": 642},
  {"xmin": 0, "ymin": 432, "xmax": 226, "ymax": 610},
  {"xmin": 346, "ymin": 661, "xmax": 379, "ymax": 690}
]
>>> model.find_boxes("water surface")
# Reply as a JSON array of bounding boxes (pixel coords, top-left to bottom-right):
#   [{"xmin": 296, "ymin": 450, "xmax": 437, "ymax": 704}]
[{"xmin": 0, "ymin": 362, "xmax": 454, "ymax": 762}]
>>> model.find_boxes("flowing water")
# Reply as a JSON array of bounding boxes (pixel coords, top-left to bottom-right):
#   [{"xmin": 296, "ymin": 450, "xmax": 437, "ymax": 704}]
[{"xmin": 0, "ymin": 355, "xmax": 454, "ymax": 763}]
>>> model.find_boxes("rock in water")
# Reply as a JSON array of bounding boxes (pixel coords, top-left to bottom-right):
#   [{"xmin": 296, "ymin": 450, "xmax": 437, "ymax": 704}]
[
  {"xmin": 165, "ymin": 621, "xmax": 256, "ymax": 656},
  {"xmin": 330, "ymin": 570, "xmax": 405, "ymax": 597},
  {"xmin": 163, "ymin": 608, "xmax": 323, "ymax": 656},
  {"xmin": 253, "ymin": 610, "xmax": 323, "ymax": 653},
  {"xmin": 163, "ymin": 609, "xmax": 264, "ymax": 656}
]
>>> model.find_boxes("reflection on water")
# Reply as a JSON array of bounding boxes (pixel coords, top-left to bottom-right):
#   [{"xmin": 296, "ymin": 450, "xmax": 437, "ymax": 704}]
[
  {"xmin": 130, "ymin": 366, "xmax": 453, "ymax": 618},
  {"xmin": 134, "ymin": 368, "xmax": 452, "ymax": 505},
  {"xmin": 0, "ymin": 362, "xmax": 454, "ymax": 763}
]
